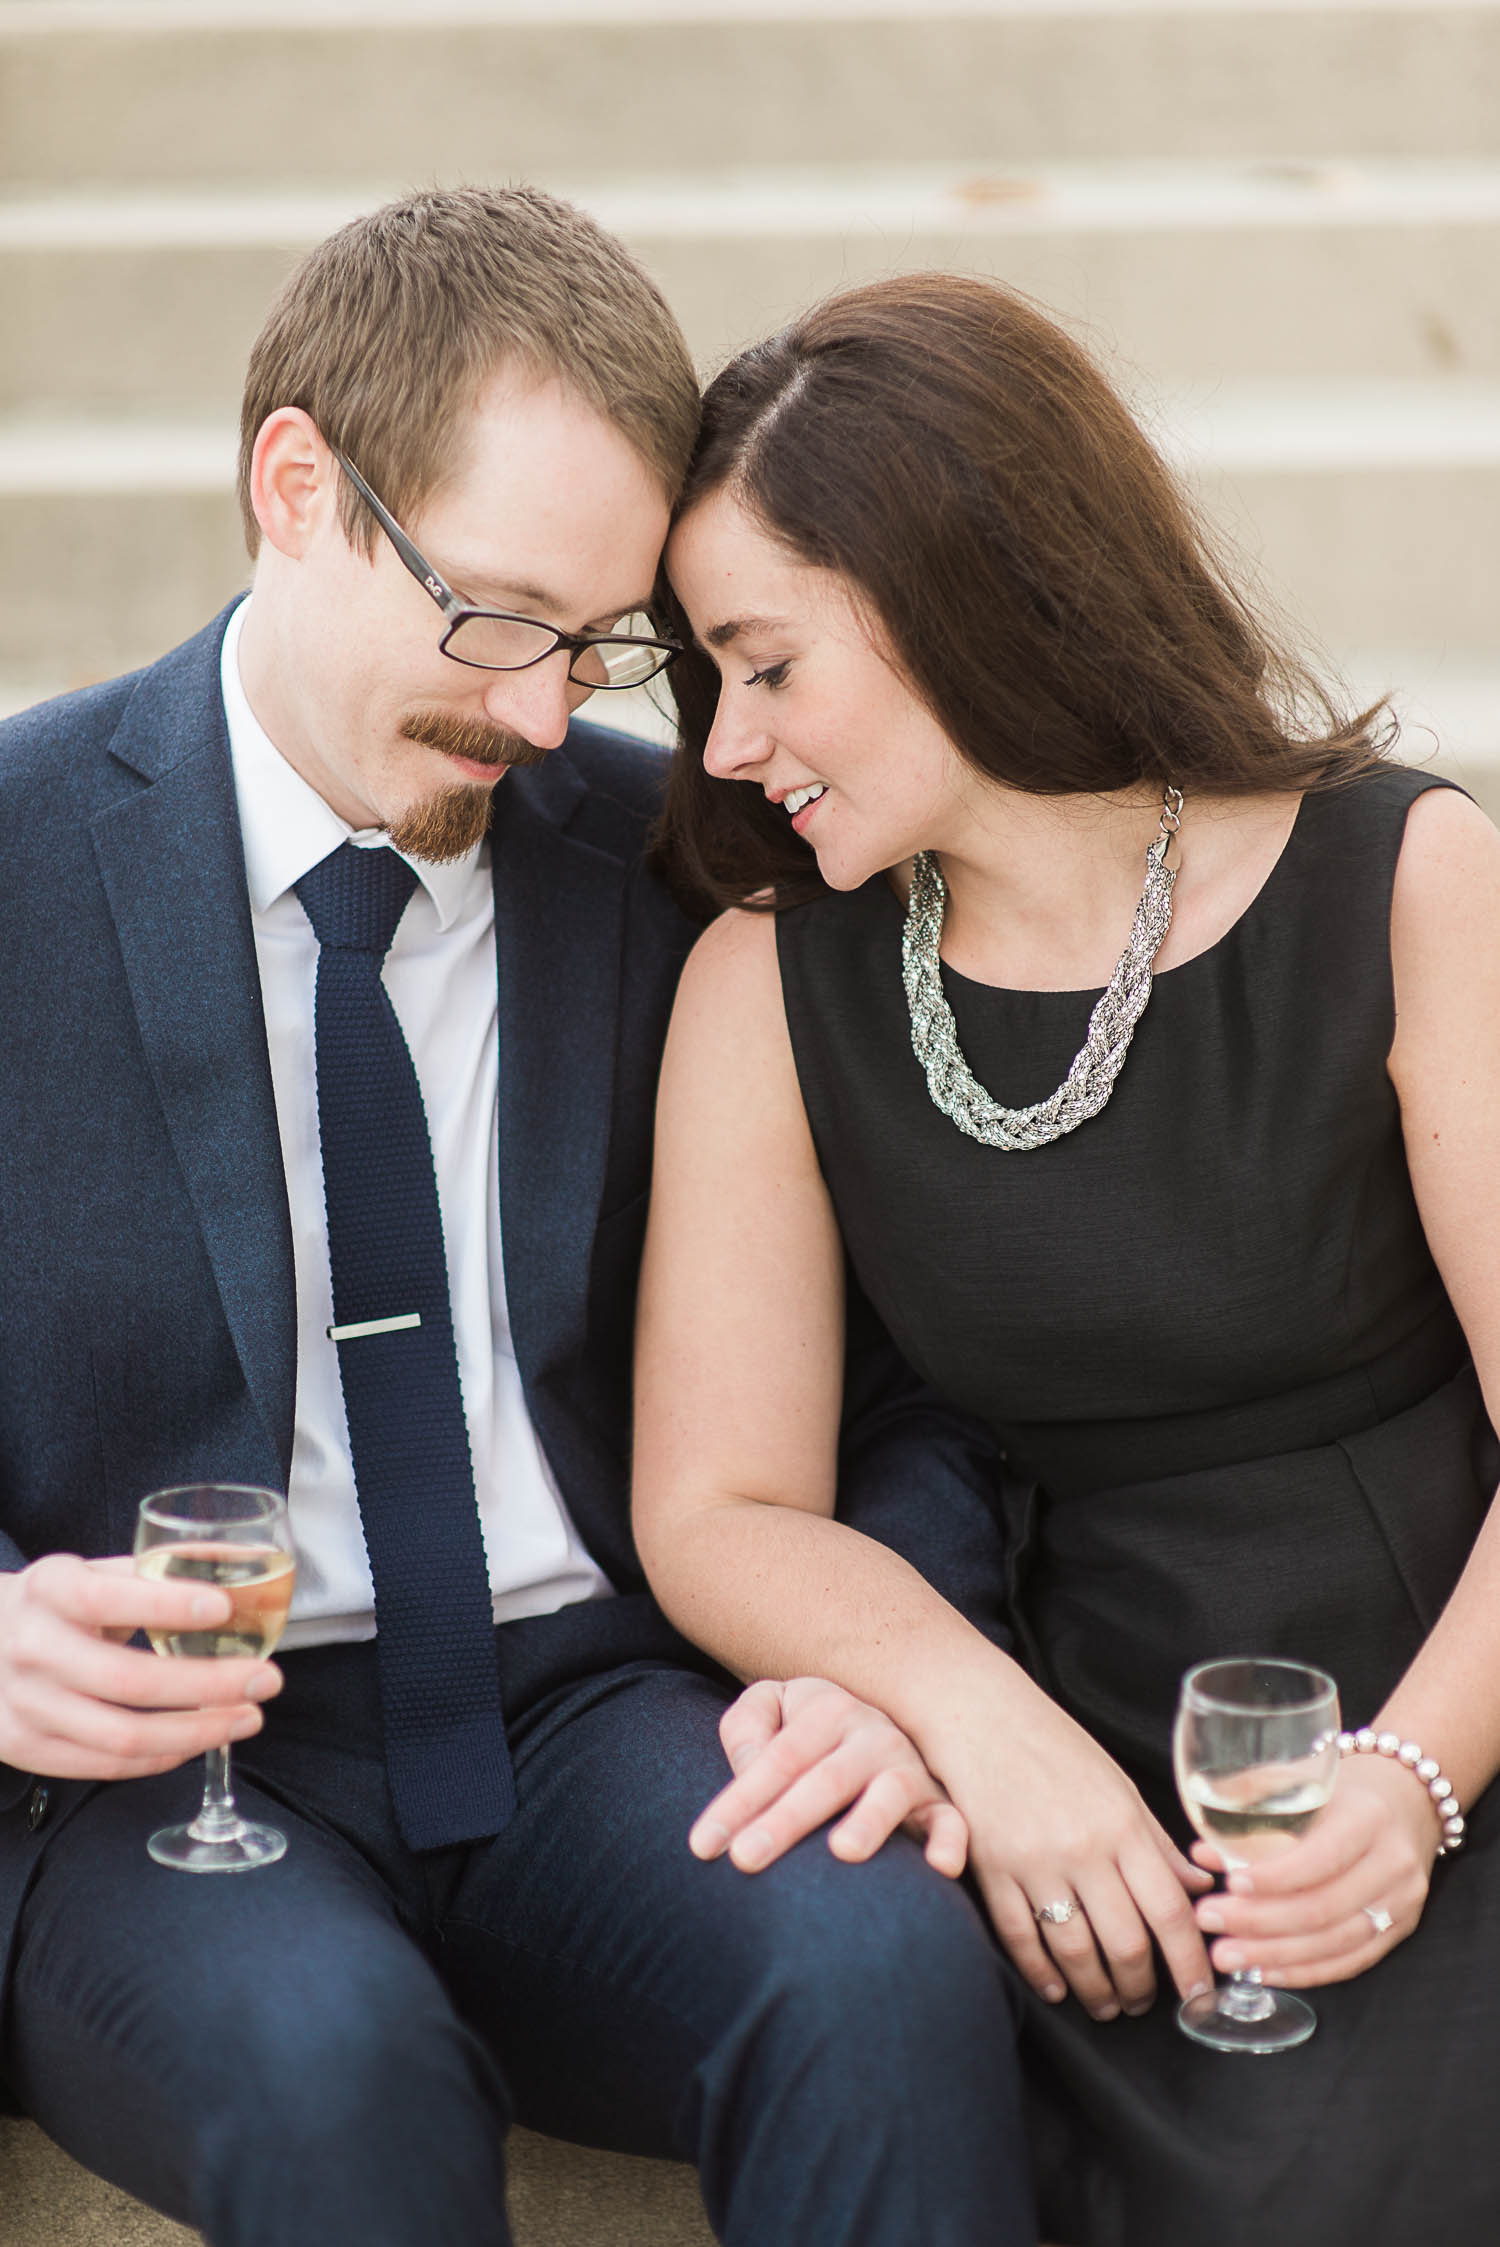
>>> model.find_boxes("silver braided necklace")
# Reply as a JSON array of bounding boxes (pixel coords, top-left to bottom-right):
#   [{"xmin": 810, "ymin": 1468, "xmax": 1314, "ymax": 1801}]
[{"xmin": 901, "ymin": 787, "xmax": 1184, "ymax": 1151}]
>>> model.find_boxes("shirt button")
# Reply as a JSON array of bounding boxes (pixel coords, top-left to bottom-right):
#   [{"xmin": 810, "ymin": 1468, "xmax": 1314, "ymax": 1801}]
[{"xmin": 26, "ymin": 1782, "xmax": 50, "ymax": 1833}]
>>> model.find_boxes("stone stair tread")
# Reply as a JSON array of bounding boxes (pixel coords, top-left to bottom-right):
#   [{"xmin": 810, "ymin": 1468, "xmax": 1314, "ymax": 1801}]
[
  {"xmin": 1145, "ymin": 375, "xmax": 1500, "ymax": 469},
  {"xmin": 7, "ymin": 157, "xmax": 1500, "ymax": 244},
  {"xmin": 5, "ymin": 379, "xmax": 1500, "ymax": 493},
  {"xmin": 0, "ymin": 418, "xmax": 235, "ymax": 490},
  {"xmin": 6, "ymin": 1, "xmax": 1499, "ymax": 188},
  {"xmin": 4, "ymin": 0, "xmax": 1500, "ymax": 25}
]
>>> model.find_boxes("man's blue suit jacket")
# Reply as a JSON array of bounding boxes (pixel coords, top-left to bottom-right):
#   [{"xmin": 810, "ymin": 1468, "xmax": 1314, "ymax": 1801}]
[{"xmin": 0, "ymin": 605, "xmax": 1009, "ymax": 2019}]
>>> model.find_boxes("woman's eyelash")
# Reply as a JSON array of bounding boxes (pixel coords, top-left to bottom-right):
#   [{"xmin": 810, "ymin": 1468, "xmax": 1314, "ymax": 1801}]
[{"xmin": 744, "ymin": 662, "xmax": 790, "ymax": 690}]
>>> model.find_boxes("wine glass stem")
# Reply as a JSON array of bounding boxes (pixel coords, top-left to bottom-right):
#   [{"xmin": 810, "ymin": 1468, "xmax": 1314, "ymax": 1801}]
[
  {"xmin": 1219, "ymin": 1967, "xmax": 1277, "ymax": 2024},
  {"xmin": 187, "ymin": 1744, "xmax": 243, "ymax": 1844}
]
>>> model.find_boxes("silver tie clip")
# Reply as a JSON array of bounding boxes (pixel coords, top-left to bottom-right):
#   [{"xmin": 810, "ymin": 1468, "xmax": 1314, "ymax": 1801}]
[{"xmin": 327, "ymin": 1312, "xmax": 423, "ymax": 1342}]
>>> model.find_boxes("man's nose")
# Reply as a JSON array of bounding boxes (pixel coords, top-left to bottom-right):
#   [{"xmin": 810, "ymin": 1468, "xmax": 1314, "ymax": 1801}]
[{"xmin": 483, "ymin": 653, "xmax": 574, "ymax": 753}]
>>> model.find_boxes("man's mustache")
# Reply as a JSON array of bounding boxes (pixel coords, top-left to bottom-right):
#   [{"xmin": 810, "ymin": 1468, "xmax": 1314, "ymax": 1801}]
[{"xmin": 399, "ymin": 709, "xmax": 552, "ymax": 770}]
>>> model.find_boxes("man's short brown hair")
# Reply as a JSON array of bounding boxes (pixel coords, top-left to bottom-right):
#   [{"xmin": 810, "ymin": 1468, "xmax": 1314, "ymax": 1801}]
[{"xmin": 237, "ymin": 184, "xmax": 700, "ymax": 556}]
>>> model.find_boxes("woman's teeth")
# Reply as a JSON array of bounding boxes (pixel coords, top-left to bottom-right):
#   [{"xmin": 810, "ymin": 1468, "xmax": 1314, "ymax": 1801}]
[{"xmin": 784, "ymin": 783, "xmax": 827, "ymax": 816}]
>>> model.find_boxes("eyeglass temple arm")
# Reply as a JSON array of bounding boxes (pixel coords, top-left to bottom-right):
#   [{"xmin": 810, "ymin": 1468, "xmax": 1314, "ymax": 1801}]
[
  {"xmin": 329, "ymin": 446, "xmax": 466, "ymax": 620},
  {"xmin": 332, "ymin": 442, "xmax": 679, "ymax": 661}
]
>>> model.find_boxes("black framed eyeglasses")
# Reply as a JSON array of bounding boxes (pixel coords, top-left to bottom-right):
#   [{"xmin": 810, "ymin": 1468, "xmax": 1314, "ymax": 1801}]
[{"xmin": 331, "ymin": 446, "xmax": 681, "ymax": 691}]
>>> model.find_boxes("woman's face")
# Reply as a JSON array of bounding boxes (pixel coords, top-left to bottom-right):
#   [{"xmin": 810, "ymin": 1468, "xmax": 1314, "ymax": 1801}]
[{"xmin": 666, "ymin": 490, "xmax": 980, "ymax": 892}]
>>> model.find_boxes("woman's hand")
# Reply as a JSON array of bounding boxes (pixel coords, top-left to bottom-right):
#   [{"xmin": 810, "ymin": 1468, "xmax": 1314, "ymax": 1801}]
[
  {"xmin": 688, "ymin": 1677, "xmax": 970, "ymax": 1878},
  {"xmin": 1189, "ymin": 1752, "xmax": 1441, "ymax": 1988},
  {"xmin": 939, "ymin": 1687, "xmax": 1216, "ymax": 2023}
]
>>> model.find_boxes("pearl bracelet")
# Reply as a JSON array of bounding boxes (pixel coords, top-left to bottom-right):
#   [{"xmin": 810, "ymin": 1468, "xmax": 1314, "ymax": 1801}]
[{"xmin": 1337, "ymin": 1729, "xmax": 1466, "ymax": 1854}]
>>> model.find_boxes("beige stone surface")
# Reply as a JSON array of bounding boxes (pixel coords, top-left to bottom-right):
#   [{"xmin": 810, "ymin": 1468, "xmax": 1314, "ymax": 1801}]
[
  {"xmin": 0, "ymin": 0, "xmax": 1493, "ymax": 765},
  {"xmin": 5, "ymin": 204, "xmax": 1498, "ymax": 418},
  {"xmin": 0, "ymin": 2117, "xmax": 714, "ymax": 2247},
  {"xmin": 2, "ymin": 451, "xmax": 1494, "ymax": 700},
  {"xmin": 0, "ymin": 2121, "xmax": 199, "ymax": 2247},
  {"xmin": 2, "ymin": 7, "xmax": 1497, "ymax": 188}
]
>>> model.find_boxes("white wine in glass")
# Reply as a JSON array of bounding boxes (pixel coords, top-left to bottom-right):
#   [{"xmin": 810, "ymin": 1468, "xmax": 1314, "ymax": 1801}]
[
  {"xmin": 135, "ymin": 1545, "xmax": 296, "ymax": 1660},
  {"xmin": 1173, "ymin": 1657, "xmax": 1340, "ymax": 2054},
  {"xmin": 134, "ymin": 1484, "xmax": 295, "ymax": 1873}
]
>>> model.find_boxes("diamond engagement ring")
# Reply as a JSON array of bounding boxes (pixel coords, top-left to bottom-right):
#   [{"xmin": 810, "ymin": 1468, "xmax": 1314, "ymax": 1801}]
[
  {"xmin": 1034, "ymin": 1899, "xmax": 1079, "ymax": 1927},
  {"xmin": 1364, "ymin": 1905, "xmax": 1394, "ymax": 1935}
]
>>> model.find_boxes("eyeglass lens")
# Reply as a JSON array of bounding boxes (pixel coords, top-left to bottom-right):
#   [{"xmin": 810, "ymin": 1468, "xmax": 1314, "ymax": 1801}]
[{"xmin": 444, "ymin": 609, "xmax": 670, "ymax": 688}]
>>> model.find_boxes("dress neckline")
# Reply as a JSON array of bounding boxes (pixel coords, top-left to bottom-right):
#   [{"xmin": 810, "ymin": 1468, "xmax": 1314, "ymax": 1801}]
[{"xmin": 877, "ymin": 791, "xmax": 1310, "ymax": 1001}]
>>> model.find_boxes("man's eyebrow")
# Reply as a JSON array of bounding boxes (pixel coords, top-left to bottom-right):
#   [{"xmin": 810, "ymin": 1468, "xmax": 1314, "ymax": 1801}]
[{"xmin": 436, "ymin": 563, "xmax": 656, "ymax": 629}]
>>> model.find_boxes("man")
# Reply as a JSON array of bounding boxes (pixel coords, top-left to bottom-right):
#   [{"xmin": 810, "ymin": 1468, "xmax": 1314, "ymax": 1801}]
[{"xmin": 0, "ymin": 188, "xmax": 1030, "ymax": 2245}]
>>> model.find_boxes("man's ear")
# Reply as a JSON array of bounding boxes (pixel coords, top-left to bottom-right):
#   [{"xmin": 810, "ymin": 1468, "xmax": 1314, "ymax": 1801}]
[{"xmin": 249, "ymin": 407, "xmax": 339, "ymax": 560}]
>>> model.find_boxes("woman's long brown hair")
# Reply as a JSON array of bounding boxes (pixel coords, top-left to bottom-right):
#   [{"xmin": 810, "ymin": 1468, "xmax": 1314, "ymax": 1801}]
[{"xmin": 653, "ymin": 272, "xmax": 1393, "ymax": 915}]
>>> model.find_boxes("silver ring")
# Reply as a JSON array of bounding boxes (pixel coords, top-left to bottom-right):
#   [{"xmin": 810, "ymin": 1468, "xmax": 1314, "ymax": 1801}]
[
  {"xmin": 1364, "ymin": 1904, "xmax": 1394, "ymax": 1935},
  {"xmin": 1034, "ymin": 1898, "xmax": 1079, "ymax": 1927}
]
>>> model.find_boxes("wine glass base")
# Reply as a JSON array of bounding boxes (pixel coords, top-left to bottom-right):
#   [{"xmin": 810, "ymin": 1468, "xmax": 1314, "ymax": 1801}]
[
  {"xmin": 1176, "ymin": 1985, "xmax": 1317, "ymax": 2054},
  {"xmin": 147, "ymin": 1820, "xmax": 287, "ymax": 1874}
]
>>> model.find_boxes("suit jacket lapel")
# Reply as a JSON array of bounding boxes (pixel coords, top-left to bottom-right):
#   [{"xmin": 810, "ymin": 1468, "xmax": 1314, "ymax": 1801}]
[
  {"xmin": 89, "ymin": 616, "xmax": 297, "ymax": 1483},
  {"xmin": 492, "ymin": 751, "xmax": 625, "ymax": 1394}
]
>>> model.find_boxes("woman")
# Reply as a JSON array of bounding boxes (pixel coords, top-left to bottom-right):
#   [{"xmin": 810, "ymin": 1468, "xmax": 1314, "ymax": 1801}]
[{"xmin": 632, "ymin": 272, "xmax": 1500, "ymax": 2245}]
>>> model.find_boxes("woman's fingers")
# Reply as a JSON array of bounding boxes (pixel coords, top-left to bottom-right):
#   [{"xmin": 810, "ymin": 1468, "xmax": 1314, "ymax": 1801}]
[
  {"xmin": 1211, "ymin": 1897, "xmax": 1415, "ymax": 1979},
  {"xmin": 978, "ymin": 1868, "xmax": 1136, "ymax": 2021},
  {"xmin": 1201, "ymin": 1853, "xmax": 1410, "ymax": 1941},
  {"xmin": 1260, "ymin": 1934, "xmax": 1397, "ymax": 1990},
  {"xmin": 1054, "ymin": 1849, "xmax": 1212, "ymax": 2016},
  {"xmin": 1062, "ymin": 1876, "xmax": 1158, "ymax": 2016},
  {"xmin": 1106, "ymin": 1841, "xmax": 1216, "ymax": 2005},
  {"xmin": 1146, "ymin": 1811, "xmax": 1214, "ymax": 1892},
  {"xmin": 1028, "ymin": 1887, "xmax": 1131, "ymax": 2020},
  {"xmin": 1217, "ymin": 1801, "xmax": 1374, "ymax": 1898},
  {"xmin": 979, "ymin": 1845, "xmax": 1213, "ymax": 2020},
  {"xmin": 980, "ymin": 1874, "xmax": 1069, "ymax": 2007}
]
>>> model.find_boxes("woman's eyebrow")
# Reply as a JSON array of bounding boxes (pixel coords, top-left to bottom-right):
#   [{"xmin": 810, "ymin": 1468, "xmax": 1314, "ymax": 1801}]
[{"xmin": 704, "ymin": 614, "xmax": 789, "ymax": 648}]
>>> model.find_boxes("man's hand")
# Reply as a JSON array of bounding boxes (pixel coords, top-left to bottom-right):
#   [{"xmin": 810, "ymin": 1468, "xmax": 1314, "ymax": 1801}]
[
  {"xmin": 688, "ymin": 1677, "xmax": 970, "ymax": 1878},
  {"xmin": 0, "ymin": 1554, "xmax": 282, "ymax": 1781}
]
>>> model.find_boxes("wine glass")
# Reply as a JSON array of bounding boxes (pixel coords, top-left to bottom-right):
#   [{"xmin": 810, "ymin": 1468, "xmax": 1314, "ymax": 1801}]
[
  {"xmin": 1173, "ymin": 1656, "xmax": 1340, "ymax": 2054},
  {"xmin": 134, "ymin": 1484, "xmax": 296, "ymax": 1873}
]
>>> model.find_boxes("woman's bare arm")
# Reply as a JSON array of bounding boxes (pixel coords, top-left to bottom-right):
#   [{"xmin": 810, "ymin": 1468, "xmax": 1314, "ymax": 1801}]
[
  {"xmin": 1197, "ymin": 784, "xmax": 1500, "ymax": 1987},
  {"xmin": 634, "ymin": 906, "xmax": 1212, "ymax": 2020}
]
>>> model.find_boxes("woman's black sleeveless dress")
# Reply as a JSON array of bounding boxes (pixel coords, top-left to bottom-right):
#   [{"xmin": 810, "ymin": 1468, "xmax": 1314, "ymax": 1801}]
[{"xmin": 776, "ymin": 766, "xmax": 1500, "ymax": 2247}]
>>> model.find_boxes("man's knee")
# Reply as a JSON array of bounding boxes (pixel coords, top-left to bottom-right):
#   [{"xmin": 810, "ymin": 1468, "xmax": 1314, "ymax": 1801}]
[
  {"xmin": 703, "ymin": 1835, "xmax": 1016, "ymax": 2089},
  {"xmin": 9, "ymin": 1864, "xmax": 510, "ymax": 2245},
  {"xmin": 184, "ymin": 1940, "xmax": 510, "ymax": 2245},
  {"xmin": 210, "ymin": 1933, "xmax": 508, "ymax": 2149}
]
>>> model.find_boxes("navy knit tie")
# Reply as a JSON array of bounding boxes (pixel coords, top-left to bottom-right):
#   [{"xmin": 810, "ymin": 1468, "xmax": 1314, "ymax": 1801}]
[{"xmin": 296, "ymin": 841, "xmax": 514, "ymax": 1850}]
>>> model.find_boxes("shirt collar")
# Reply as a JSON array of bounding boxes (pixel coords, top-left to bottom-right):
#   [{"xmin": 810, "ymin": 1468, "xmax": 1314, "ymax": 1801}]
[{"xmin": 221, "ymin": 596, "xmax": 484, "ymax": 931}]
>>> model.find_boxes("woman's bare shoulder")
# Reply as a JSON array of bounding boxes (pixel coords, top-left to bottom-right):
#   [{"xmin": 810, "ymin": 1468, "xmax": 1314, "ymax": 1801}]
[
  {"xmin": 1393, "ymin": 786, "xmax": 1500, "ymax": 951},
  {"xmin": 675, "ymin": 906, "xmax": 784, "ymax": 1025}
]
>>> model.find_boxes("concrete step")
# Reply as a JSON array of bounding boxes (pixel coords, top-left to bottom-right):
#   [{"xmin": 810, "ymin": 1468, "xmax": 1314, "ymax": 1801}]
[
  {"xmin": 1146, "ymin": 376, "xmax": 1500, "ymax": 648},
  {"xmin": 2, "ymin": 2, "xmax": 1498, "ymax": 189},
  {"xmin": 0, "ymin": 2115, "xmax": 715, "ymax": 2246},
  {"xmin": 0, "ymin": 381, "xmax": 1494, "ymax": 690},
  {"xmin": 4, "ymin": 160, "xmax": 1500, "ymax": 415}
]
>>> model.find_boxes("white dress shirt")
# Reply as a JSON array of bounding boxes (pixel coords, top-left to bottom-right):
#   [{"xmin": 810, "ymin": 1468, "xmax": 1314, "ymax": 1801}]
[{"xmin": 220, "ymin": 597, "xmax": 612, "ymax": 1648}]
